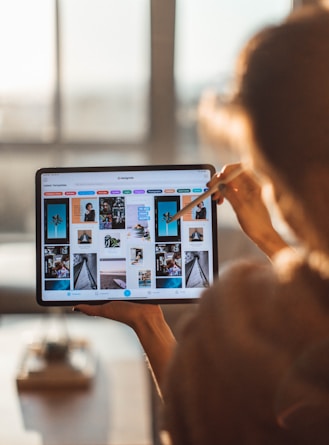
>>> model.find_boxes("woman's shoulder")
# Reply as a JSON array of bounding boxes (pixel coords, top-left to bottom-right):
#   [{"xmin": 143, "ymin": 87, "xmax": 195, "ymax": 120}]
[
  {"xmin": 192, "ymin": 249, "xmax": 329, "ymax": 348},
  {"xmin": 205, "ymin": 257, "xmax": 277, "ymax": 308},
  {"xmin": 204, "ymin": 247, "xmax": 329, "ymax": 306}
]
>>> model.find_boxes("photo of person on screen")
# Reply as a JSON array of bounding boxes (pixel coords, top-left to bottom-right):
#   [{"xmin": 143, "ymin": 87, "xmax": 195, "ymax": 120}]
[
  {"xmin": 166, "ymin": 259, "xmax": 181, "ymax": 276},
  {"xmin": 78, "ymin": 230, "xmax": 92, "ymax": 244},
  {"xmin": 84, "ymin": 202, "xmax": 95, "ymax": 222},
  {"xmin": 55, "ymin": 262, "xmax": 70, "ymax": 278},
  {"xmin": 99, "ymin": 197, "xmax": 125, "ymax": 230},
  {"xmin": 195, "ymin": 201, "xmax": 207, "ymax": 220},
  {"xmin": 44, "ymin": 247, "xmax": 70, "ymax": 279},
  {"xmin": 190, "ymin": 227, "xmax": 204, "ymax": 242}
]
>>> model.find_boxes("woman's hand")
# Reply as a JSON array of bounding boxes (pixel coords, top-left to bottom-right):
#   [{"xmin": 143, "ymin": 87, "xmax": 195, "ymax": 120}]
[
  {"xmin": 208, "ymin": 163, "xmax": 289, "ymax": 259},
  {"xmin": 73, "ymin": 301, "xmax": 176, "ymax": 396},
  {"xmin": 73, "ymin": 300, "xmax": 161, "ymax": 330}
]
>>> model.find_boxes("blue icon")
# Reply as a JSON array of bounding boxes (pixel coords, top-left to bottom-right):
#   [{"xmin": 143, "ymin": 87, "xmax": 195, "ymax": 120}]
[
  {"xmin": 78, "ymin": 190, "xmax": 95, "ymax": 195},
  {"xmin": 124, "ymin": 290, "xmax": 131, "ymax": 297}
]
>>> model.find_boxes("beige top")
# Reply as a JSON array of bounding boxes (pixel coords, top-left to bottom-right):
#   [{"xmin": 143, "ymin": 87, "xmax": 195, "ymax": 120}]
[{"xmin": 162, "ymin": 249, "xmax": 329, "ymax": 444}]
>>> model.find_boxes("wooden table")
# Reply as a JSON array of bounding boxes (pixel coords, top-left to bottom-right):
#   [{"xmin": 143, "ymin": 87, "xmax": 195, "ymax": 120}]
[{"xmin": 0, "ymin": 314, "xmax": 152, "ymax": 445}]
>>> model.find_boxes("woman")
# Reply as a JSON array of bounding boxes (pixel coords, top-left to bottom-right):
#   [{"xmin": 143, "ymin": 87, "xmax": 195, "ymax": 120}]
[
  {"xmin": 195, "ymin": 201, "xmax": 207, "ymax": 220},
  {"xmin": 84, "ymin": 202, "xmax": 95, "ymax": 222},
  {"xmin": 74, "ymin": 5, "xmax": 329, "ymax": 444}
]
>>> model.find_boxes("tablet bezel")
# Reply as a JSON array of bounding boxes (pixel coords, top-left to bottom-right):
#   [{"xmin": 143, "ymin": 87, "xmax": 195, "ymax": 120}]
[{"xmin": 36, "ymin": 164, "xmax": 218, "ymax": 306}]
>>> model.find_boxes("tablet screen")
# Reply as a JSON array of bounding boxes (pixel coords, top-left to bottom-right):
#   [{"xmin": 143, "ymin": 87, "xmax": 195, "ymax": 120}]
[{"xmin": 36, "ymin": 164, "xmax": 218, "ymax": 305}]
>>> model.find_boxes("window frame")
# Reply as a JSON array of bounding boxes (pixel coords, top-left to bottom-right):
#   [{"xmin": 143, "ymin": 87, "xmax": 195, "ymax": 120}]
[{"xmin": 0, "ymin": 0, "xmax": 304, "ymax": 164}]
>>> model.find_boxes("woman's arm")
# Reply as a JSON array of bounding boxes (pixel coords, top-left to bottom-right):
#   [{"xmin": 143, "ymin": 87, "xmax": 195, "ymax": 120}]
[
  {"xmin": 73, "ymin": 302, "xmax": 176, "ymax": 396},
  {"xmin": 74, "ymin": 164, "xmax": 288, "ymax": 396}
]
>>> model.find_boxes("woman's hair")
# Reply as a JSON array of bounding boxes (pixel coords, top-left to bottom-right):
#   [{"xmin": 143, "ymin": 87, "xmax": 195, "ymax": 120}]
[
  {"xmin": 162, "ymin": 6, "xmax": 329, "ymax": 445},
  {"xmin": 236, "ymin": 6, "xmax": 329, "ymax": 250}
]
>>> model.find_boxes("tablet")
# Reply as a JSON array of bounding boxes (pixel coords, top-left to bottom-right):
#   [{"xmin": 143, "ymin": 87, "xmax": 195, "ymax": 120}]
[{"xmin": 36, "ymin": 164, "xmax": 218, "ymax": 306}]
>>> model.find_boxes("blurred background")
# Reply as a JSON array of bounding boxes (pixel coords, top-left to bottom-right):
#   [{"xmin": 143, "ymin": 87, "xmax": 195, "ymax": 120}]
[
  {"xmin": 0, "ymin": 0, "xmax": 293, "ymax": 240},
  {"xmin": 1, "ymin": 2, "xmax": 314, "ymax": 444}
]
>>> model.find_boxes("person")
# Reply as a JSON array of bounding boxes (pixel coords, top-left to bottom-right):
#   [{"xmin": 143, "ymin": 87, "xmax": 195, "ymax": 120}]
[
  {"xmin": 73, "ymin": 5, "xmax": 329, "ymax": 444},
  {"xmin": 190, "ymin": 228, "xmax": 203, "ymax": 241},
  {"xmin": 194, "ymin": 201, "xmax": 207, "ymax": 220},
  {"xmin": 166, "ymin": 259, "xmax": 181, "ymax": 276},
  {"xmin": 55, "ymin": 262, "xmax": 69, "ymax": 278},
  {"xmin": 84, "ymin": 202, "xmax": 95, "ymax": 222},
  {"xmin": 78, "ymin": 231, "xmax": 92, "ymax": 244}
]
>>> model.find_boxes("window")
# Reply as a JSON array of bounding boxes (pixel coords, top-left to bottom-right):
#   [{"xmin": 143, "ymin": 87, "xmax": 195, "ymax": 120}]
[
  {"xmin": 174, "ymin": 0, "xmax": 292, "ymax": 164},
  {"xmin": 0, "ymin": 0, "xmax": 294, "ymax": 237},
  {"xmin": 0, "ymin": 0, "xmax": 55, "ymax": 141},
  {"xmin": 0, "ymin": 0, "xmax": 149, "ymax": 143},
  {"xmin": 60, "ymin": 0, "xmax": 149, "ymax": 142}
]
